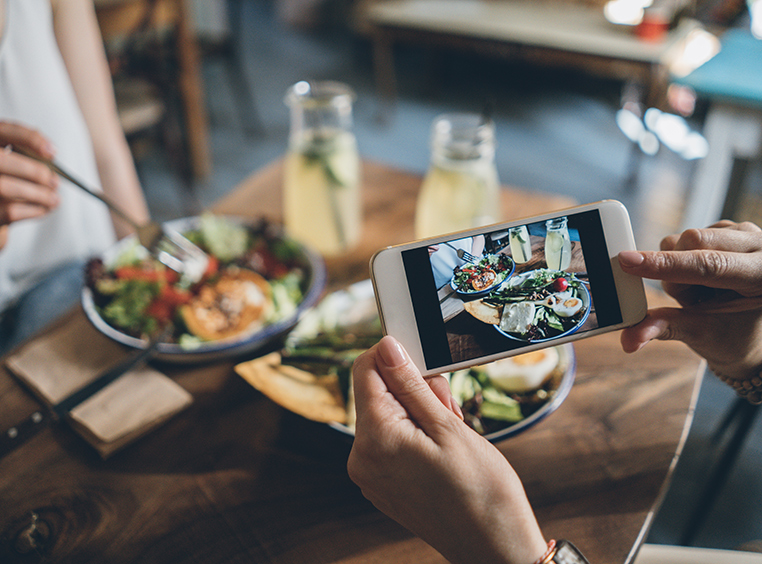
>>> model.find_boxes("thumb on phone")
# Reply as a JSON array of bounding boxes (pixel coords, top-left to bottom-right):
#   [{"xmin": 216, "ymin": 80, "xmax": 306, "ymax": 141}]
[
  {"xmin": 374, "ymin": 336, "xmax": 463, "ymax": 433},
  {"xmin": 620, "ymin": 307, "xmax": 688, "ymax": 353}
]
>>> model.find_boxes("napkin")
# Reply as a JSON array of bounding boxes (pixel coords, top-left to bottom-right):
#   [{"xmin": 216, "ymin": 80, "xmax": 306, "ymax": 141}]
[{"xmin": 5, "ymin": 315, "xmax": 193, "ymax": 458}]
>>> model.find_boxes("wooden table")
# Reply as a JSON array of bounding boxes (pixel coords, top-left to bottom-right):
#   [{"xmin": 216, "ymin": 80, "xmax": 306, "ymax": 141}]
[{"xmin": 0, "ymin": 160, "xmax": 703, "ymax": 563}]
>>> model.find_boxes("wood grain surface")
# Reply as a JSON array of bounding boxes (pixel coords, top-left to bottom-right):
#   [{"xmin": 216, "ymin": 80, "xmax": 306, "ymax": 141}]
[{"xmin": 0, "ymin": 160, "xmax": 703, "ymax": 563}]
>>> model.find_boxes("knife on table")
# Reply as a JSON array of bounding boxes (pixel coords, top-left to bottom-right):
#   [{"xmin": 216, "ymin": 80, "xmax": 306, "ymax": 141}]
[{"xmin": 0, "ymin": 331, "xmax": 167, "ymax": 459}]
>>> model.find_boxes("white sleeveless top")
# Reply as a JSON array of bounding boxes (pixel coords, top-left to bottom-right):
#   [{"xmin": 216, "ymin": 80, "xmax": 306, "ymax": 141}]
[{"xmin": 0, "ymin": 0, "xmax": 116, "ymax": 313}]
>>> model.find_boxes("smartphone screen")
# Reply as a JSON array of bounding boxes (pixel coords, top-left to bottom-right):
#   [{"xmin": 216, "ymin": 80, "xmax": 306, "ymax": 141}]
[{"xmin": 399, "ymin": 208, "xmax": 622, "ymax": 371}]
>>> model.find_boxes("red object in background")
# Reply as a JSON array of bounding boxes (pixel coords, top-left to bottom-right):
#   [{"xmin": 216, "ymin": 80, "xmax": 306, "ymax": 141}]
[{"xmin": 636, "ymin": 9, "xmax": 670, "ymax": 42}]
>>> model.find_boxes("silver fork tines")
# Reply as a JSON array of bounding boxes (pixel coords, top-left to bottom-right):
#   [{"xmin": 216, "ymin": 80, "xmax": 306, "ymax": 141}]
[
  {"xmin": 445, "ymin": 241, "xmax": 478, "ymax": 262},
  {"xmin": 156, "ymin": 227, "xmax": 209, "ymax": 284}
]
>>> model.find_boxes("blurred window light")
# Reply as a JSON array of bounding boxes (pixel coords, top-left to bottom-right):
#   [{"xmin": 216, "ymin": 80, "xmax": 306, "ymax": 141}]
[
  {"xmin": 604, "ymin": 0, "xmax": 653, "ymax": 25},
  {"xmin": 751, "ymin": 0, "xmax": 762, "ymax": 39},
  {"xmin": 680, "ymin": 131, "xmax": 710, "ymax": 160},
  {"xmin": 293, "ymin": 81, "xmax": 311, "ymax": 96},
  {"xmin": 616, "ymin": 108, "xmax": 646, "ymax": 142},
  {"xmin": 645, "ymin": 108, "xmax": 686, "ymax": 150},
  {"xmin": 669, "ymin": 28, "xmax": 721, "ymax": 78},
  {"xmin": 639, "ymin": 130, "xmax": 661, "ymax": 155},
  {"xmin": 616, "ymin": 106, "xmax": 707, "ymax": 159},
  {"xmin": 643, "ymin": 107, "xmax": 709, "ymax": 159},
  {"xmin": 615, "ymin": 108, "xmax": 661, "ymax": 155}
]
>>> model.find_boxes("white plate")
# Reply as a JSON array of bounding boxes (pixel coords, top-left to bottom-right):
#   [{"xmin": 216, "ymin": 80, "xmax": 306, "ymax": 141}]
[{"xmin": 82, "ymin": 216, "xmax": 326, "ymax": 363}]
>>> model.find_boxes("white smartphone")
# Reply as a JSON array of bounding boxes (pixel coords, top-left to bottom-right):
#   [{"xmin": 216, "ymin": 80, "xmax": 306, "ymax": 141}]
[{"xmin": 370, "ymin": 200, "xmax": 647, "ymax": 376}]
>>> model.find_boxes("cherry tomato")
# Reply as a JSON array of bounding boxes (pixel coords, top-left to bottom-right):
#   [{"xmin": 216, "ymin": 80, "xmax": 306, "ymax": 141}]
[
  {"xmin": 159, "ymin": 285, "xmax": 192, "ymax": 306},
  {"xmin": 146, "ymin": 300, "xmax": 173, "ymax": 323},
  {"xmin": 553, "ymin": 277, "xmax": 569, "ymax": 292},
  {"xmin": 145, "ymin": 285, "xmax": 192, "ymax": 323},
  {"xmin": 203, "ymin": 255, "xmax": 220, "ymax": 279}
]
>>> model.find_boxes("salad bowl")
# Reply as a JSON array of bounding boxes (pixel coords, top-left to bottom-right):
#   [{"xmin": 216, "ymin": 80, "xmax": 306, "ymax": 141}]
[
  {"xmin": 328, "ymin": 342, "xmax": 575, "ymax": 443},
  {"xmin": 82, "ymin": 215, "xmax": 326, "ymax": 363},
  {"xmin": 449, "ymin": 253, "xmax": 515, "ymax": 298}
]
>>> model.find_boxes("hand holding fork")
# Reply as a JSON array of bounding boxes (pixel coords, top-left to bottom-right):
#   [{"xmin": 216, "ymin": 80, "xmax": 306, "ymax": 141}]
[{"xmin": 11, "ymin": 145, "xmax": 208, "ymax": 283}]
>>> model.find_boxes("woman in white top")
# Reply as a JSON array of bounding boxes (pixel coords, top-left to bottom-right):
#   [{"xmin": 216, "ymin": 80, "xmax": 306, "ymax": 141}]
[{"xmin": 0, "ymin": 0, "xmax": 150, "ymax": 354}]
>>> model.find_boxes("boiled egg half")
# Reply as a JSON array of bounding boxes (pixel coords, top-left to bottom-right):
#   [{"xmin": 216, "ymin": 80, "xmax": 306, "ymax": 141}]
[
  {"xmin": 545, "ymin": 290, "xmax": 584, "ymax": 318},
  {"xmin": 484, "ymin": 347, "xmax": 560, "ymax": 392},
  {"xmin": 552, "ymin": 296, "xmax": 583, "ymax": 317}
]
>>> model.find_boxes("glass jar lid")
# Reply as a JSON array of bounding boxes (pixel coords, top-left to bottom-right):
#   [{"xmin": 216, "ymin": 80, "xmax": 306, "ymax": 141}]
[
  {"xmin": 430, "ymin": 113, "xmax": 495, "ymax": 161},
  {"xmin": 284, "ymin": 80, "xmax": 356, "ymax": 110}
]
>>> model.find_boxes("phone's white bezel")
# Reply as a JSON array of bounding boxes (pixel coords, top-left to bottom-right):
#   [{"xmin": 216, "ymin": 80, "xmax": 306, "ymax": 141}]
[{"xmin": 370, "ymin": 200, "xmax": 648, "ymax": 375}]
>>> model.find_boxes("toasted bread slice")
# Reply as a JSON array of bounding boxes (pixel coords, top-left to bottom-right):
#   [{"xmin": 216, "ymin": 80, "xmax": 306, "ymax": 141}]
[
  {"xmin": 463, "ymin": 299, "xmax": 502, "ymax": 325},
  {"xmin": 235, "ymin": 353, "xmax": 347, "ymax": 424}
]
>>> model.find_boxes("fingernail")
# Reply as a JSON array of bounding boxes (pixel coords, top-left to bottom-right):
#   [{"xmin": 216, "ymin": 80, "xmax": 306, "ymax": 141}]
[
  {"xmin": 618, "ymin": 251, "xmax": 644, "ymax": 267},
  {"xmin": 450, "ymin": 396, "xmax": 464, "ymax": 420},
  {"xmin": 44, "ymin": 142, "xmax": 57, "ymax": 158},
  {"xmin": 378, "ymin": 336, "xmax": 407, "ymax": 368}
]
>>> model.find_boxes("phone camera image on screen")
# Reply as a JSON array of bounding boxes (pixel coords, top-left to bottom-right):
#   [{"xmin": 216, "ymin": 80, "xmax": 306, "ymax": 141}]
[{"xmin": 401, "ymin": 209, "xmax": 623, "ymax": 371}]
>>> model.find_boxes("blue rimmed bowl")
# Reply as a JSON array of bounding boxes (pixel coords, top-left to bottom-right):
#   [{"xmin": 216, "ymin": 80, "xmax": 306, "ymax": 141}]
[{"xmin": 82, "ymin": 216, "xmax": 326, "ymax": 364}]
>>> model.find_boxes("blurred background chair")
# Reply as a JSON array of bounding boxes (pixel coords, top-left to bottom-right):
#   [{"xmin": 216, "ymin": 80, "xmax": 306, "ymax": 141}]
[
  {"xmin": 195, "ymin": 0, "xmax": 264, "ymax": 137},
  {"xmin": 94, "ymin": 0, "xmax": 212, "ymax": 181},
  {"xmin": 674, "ymin": 28, "xmax": 762, "ymax": 230}
]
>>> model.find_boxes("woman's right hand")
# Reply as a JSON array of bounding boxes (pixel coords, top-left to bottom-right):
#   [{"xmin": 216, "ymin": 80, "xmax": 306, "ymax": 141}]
[
  {"xmin": 618, "ymin": 221, "xmax": 762, "ymax": 380},
  {"xmin": 0, "ymin": 122, "xmax": 60, "ymax": 249}
]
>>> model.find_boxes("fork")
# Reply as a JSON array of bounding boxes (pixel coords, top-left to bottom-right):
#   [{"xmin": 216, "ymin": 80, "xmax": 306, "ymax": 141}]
[
  {"xmin": 444, "ymin": 241, "xmax": 478, "ymax": 262},
  {"xmin": 13, "ymin": 146, "xmax": 208, "ymax": 283}
]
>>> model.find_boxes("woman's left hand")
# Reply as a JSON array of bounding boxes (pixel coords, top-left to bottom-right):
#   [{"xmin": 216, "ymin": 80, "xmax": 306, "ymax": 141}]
[{"xmin": 347, "ymin": 336, "xmax": 548, "ymax": 564}]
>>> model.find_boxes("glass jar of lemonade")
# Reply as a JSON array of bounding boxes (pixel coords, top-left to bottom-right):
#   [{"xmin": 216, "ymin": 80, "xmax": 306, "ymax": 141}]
[
  {"xmin": 544, "ymin": 217, "xmax": 572, "ymax": 271},
  {"xmin": 284, "ymin": 81, "xmax": 361, "ymax": 256},
  {"xmin": 508, "ymin": 225, "xmax": 532, "ymax": 264},
  {"xmin": 415, "ymin": 113, "xmax": 500, "ymax": 239}
]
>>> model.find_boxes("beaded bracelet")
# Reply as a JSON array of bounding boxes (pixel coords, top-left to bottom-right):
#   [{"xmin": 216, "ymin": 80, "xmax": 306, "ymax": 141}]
[
  {"xmin": 715, "ymin": 372, "xmax": 762, "ymax": 405},
  {"xmin": 534, "ymin": 539, "xmax": 557, "ymax": 564}
]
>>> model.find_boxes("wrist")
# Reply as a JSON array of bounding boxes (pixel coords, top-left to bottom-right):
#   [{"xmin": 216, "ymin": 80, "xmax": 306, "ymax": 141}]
[
  {"xmin": 534, "ymin": 539, "xmax": 591, "ymax": 564},
  {"xmin": 533, "ymin": 540, "xmax": 556, "ymax": 564},
  {"xmin": 712, "ymin": 367, "xmax": 762, "ymax": 404}
]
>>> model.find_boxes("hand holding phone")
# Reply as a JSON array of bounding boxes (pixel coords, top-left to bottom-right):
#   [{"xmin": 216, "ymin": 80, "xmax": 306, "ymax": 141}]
[{"xmin": 370, "ymin": 200, "xmax": 647, "ymax": 376}]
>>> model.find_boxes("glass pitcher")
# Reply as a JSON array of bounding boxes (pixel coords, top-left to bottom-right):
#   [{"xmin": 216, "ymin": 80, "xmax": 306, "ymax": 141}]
[
  {"xmin": 508, "ymin": 225, "xmax": 532, "ymax": 264},
  {"xmin": 544, "ymin": 217, "xmax": 572, "ymax": 271},
  {"xmin": 283, "ymin": 81, "xmax": 361, "ymax": 256},
  {"xmin": 415, "ymin": 113, "xmax": 500, "ymax": 239}
]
